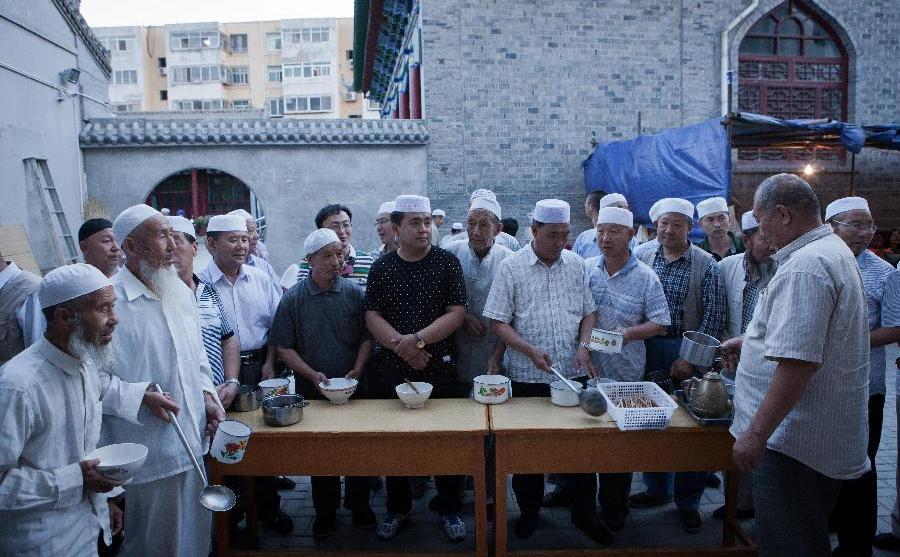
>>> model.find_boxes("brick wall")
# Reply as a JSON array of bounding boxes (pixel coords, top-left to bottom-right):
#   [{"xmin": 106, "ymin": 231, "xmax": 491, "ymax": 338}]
[{"xmin": 419, "ymin": 0, "xmax": 900, "ymax": 237}]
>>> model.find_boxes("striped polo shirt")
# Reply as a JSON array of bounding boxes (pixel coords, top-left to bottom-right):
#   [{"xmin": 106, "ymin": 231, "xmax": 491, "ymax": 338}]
[
  {"xmin": 194, "ymin": 275, "xmax": 234, "ymax": 385},
  {"xmin": 294, "ymin": 245, "xmax": 374, "ymax": 289}
]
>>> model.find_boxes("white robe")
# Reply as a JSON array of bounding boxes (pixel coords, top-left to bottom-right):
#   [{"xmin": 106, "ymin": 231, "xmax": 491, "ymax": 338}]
[
  {"xmin": 0, "ymin": 338, "xmax": 145, "ymax": 556},
  {"xmin": 102, "ymin": 267, "xmax": 221, "ymax": 557}
]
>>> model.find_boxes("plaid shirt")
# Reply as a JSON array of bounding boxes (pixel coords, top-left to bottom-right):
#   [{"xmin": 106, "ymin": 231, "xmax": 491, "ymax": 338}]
[
  {"xmin": 740, "ymin": 254, "xmax": 762, "ymax": 334},
  {"xmin": 651, "ymin": 245, "xmax": 726, "ymax": 338}
]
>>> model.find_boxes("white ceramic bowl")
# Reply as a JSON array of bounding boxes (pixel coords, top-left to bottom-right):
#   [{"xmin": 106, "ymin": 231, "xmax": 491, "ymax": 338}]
[
  {"xmin": 550, "ymin": 379, "xmax": 582, "ymax": 407},
  {"xmin": 87, "ymin": 443, "xmax": 148, "ymax": 482},
  {"xmin": 472, "ymin": 374, "xmax": 511, "ymax": 404},
  {"xmin": 587, "ymin": 377, "xmax": 618, "ymax": 388},
  {"xmin": 589, "ymin": 328, "xmax": 624, "ymax": 353},
  {"xmin": 395, "ymin": 382, "xmax": 433, "ymax": 409},
  {"xmin": 319, "ymin": 377, "xmax": 359, "ymax": 405}
]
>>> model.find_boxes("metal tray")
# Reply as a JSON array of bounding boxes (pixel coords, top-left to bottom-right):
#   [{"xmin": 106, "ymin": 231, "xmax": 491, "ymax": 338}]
[{"xmin": 673, "ymin": 390, "xmax": 733, "ymax": 426}]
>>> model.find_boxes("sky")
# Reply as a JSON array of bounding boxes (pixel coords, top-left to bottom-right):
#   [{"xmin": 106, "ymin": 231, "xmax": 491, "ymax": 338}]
[{"xmin": 80, "ymin": 0, "xmax": 354, "ymax": 27}]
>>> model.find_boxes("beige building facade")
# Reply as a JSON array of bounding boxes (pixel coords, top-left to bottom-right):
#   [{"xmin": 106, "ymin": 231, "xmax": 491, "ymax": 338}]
[{"xmin": 94, "ymin": 18, "xmax": 378, "ymax": 118}]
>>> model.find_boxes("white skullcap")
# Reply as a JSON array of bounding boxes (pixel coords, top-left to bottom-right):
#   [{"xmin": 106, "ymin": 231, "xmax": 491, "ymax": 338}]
[
  {"xmin": 470, "ymin": 196, "xmax": 502, "ymax": 220},
  {"xmin": 160, "ymin": 208, "xmax": 171, "ymax": 215},
  {"xmin": 378, "ymin": 201, "xmax": 396, "ymax": 215},
  {"xmin": 697, "ymin": 197, "xmax": 729, "ymax": 219},
  {"xmin": 39, "ymin": 263, "xmax": 111, "ymax": 309},
  {"xmin": 656, "ymin": 198, "xmax": 694, "ymax": 221},
  {"xmin": 533, "ymin": 199, "xmax": 570, "ymax": 224},
  {"xmin": 112, "ymin": 204, "xmax": 160, "ymax": 242},
  {"xmin": 394, "ymin": 194, "xmax": 431, "ymax": 214},
  {"xmin": 648, "ymin": 200, "xmax": 663, "ymax": 223},
  {"xmin": 451, "ymin": 222, "xmax": 464, "ymax": 230},
  {"xmin": 598, "ymin": 193, "xmax": 628, "ymax": 209},
  {"xmin": 825, "ymin": 196, "xmax": 870, "ymax": 222},
  {"xmin": 168, "ymin": 216, "xmax": 196, "ymax": 238},
  {"xmin": 596, "ymin": 207, "xmax": 634, "ymax": 228},
  {"xmin": 432, "ymin": 209, "xmax": 446, "ymax": 217},
  {"xmin": 303, "ymin": 228, "xmax": 341, "ymax": 257},
  {"xmin": 741, "ymin": 211, "xmax": 759, "ymax": 233},
  {"xmin": 228, "ymin": 209, "xmax": 254, "ymax": 221},
  {"xmin": 207, "ymin": 214, "xmax": 248, "ymax": 233},
  {"xmin": 470, "ymin": 189, "xmax": 497, "ymax": 202}
]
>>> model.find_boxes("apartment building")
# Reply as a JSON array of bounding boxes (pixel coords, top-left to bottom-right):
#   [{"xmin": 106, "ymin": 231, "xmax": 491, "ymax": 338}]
[{"xmin": 94, "ymin": 18, "xmax": 378, "ymax": 118}]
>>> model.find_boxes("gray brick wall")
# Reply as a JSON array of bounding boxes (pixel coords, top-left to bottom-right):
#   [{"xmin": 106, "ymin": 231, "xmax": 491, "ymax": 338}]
[{"xmin": 419, "ymin": 0, "xmax": 900, "ymax": 237}]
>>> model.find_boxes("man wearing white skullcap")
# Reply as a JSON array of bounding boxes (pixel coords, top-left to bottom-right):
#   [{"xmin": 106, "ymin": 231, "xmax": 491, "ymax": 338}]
[
  {"xmin": 271, "ymin": 228, "xmax": 375, "ymax": 538},
  {"xmin": 228, "ymin": 209, "xmax": 279, "ymax": 288},
  {"xmin": 0, "ymin": 264, "xmax": 177, "ymax": 556},
  {"xmin": 365, "ymin": 194, "xmax": 469, "ymax": 542},
  {"xmin": 824, "ymin": 197, "xmax": 900, "ymax": 554},
  {"xmin": 373, "ymin": 201, "xmax": 399, "ymax": 260},
  {"xmin": 445, "ymin": 194, "xmax": 513, "ymax": 389},
  {"xmin": 446, "ymin": 190, "xmax": 521, "ymax": 251},
  {"xmin": 630, "ymin": 197, "xmax": 726, "ymax": 532},
  {"xmin": 711, "ymin": 210, "xmax": 776, "ymax": 522},
  {"xmin": 569, "ymin": 207, "xmax": 670, "ymax": 530},
  {"xmin": 431, "ymin": 209, "xmax": 446, "ymax": 246},
  {"xmin": 484, "ymin": 199, "xmax": 609, "ymax": 543},
  {"xmin": 168, "ymin": 217, "xmax": 241, "ymax": 409},
  {"xmin": 105, "ymin": 205, "xmax": 226, "ymax": 556},
  {"xmin": 697, "ymin": 197, "xmax": 744, "ymax": 262},
  {"xmin": 574, "ymin": 191, "xmax": 633, "ymax": 259}
]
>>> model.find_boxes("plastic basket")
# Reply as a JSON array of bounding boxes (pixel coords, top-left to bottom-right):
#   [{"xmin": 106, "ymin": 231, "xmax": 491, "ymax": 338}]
[{"xmin": 598, "ymin": 381, "xmax": 678, "ymax": 431}]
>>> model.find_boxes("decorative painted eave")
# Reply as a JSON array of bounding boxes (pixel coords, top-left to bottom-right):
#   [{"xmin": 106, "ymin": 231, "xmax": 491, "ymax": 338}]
[
  {"xmin": 354, "ymin": 0, "xmax": 414, "ymax": 102},
  {"xmin": 52, "ymin": 0, "xmax": 112, "ymax": 77},
  {"xmin": 79, "ymin": 118, "xmax": 429, "ymax": 148}
]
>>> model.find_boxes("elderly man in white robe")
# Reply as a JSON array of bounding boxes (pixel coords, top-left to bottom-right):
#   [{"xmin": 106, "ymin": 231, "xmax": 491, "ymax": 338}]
[
  {"xmin": 0, "ymin": 264, "xmax": 176, "ymax": 556},
  {"xmin": 103, "ymin": 204, "xmax": 225, "ymax": 557},
  {"xmin": 444, "ymin": 195, "xmax": 513, "ymax": 390},
  {"xmin": 445, "ymin": 189, "xmax": 521, "ymax": 251}
]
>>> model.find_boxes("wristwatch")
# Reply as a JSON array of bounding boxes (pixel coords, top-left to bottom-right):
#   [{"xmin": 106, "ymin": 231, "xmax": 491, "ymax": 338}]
[
  {"xmin": 578, "ymin": 342, "xmax": 592, "ymax": 351},
  {"xmin": 224, "ymin": 378, "xmax": 240, "ymax": 388},
  {"xmin": 415, "ymin": 333, "xmax": 426, "ymax": 349}
]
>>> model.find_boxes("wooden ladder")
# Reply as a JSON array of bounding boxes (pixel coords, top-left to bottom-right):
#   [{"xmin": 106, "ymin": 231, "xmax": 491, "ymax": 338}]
[{"xmin": 24, "ymin": 158, "xmax": 78, "ymax": 267}]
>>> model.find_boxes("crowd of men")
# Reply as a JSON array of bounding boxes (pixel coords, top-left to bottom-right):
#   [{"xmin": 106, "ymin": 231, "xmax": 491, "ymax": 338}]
[{"xmin": 1, "ymin": 173, "xmax": 899, "ymax": 557}]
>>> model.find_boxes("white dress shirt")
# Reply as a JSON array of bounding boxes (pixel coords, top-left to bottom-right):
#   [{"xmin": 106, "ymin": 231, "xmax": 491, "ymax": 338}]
[
  {"xmin": 0, "ymin": 337, "xmax": 145, "ymax": 555},
  {"xmin": 102, "ymin": 267, "xmax": 219, "ymax": 484},
  {"xmin": 0, "ymin": 261, "xmax": 45, "ymax": 348},
  {"xmin": 247, "ymin": 253, "xmax": 281, "ymax": 291},
  {"xmin": 198, "ymin": 261, "xmax": 281, "ymax": 351}
]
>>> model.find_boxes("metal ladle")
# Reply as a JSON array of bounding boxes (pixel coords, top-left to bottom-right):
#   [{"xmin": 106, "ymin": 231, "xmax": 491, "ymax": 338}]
[
  {"xmin": 548, "ymin": 366, "xmax": 608, "ymax": 417},
  {"xmin": 150, "ymin": 384, "xmax": 237, "ymax": 512}
]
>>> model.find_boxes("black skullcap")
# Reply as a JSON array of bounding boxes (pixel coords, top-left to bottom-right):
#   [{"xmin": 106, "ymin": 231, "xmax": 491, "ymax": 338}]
[{"xmin": 78, "ymin": 218, "xmax": 113, "ymax": 242}]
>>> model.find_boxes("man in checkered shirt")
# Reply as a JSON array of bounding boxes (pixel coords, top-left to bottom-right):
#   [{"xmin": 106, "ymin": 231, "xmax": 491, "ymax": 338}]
[
  {"xmin": 630, "ymin": 197, "xmax": 726, "ymax": 534},
  {"xmin": 484, "ymin": 199, "xmax": 611, "ymax": 545}
]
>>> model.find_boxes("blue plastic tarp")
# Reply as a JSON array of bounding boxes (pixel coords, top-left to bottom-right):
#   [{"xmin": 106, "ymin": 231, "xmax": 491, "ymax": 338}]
[
  {"xmin": 582, "ymin": 118, "xmax": 731, "ymax": 230},
  {"xmin": 726, "ymin": 113, "xmax": 900, "ymax": 152}
]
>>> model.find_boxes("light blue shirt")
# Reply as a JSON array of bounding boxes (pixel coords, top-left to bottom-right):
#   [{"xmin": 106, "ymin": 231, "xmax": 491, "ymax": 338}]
[
  {"xmin": 584, "ymin": 254, "xmax": 671, "ymax": 381},
  {"xmin": 858, "ymin": 250, "xmax": 899, "ymax": 396},
  {"xmin": 573, "ymin": 228, "xmax": 637, "ymax": 259}
]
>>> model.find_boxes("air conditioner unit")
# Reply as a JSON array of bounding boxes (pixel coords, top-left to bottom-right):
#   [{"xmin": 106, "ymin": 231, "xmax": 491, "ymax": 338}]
[
  {"xmin": 344, "ymin": 91, "xmax": 357, "ymax": 102},
  {"xmin": 159, "ymin": 67, "xmax": 167, "ymax": 76}
]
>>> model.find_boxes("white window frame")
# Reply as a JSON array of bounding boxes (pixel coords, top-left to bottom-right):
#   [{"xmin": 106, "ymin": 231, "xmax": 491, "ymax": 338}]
[
  {"xmin": 170, "ymin": 65, "xmax": 229, "ymax": 85},
  {"xmin": 267, "ymin": 65, "xmax": 283, "ymax": 82},
  {"xmin": 169, "ymin": 31, "xmax": 224, "ymax": 51},
  {"xmin": 232, "ymin": 99, "xmax": 251, "ymax": 109},
  {"xmin": 114, "ymin": 70, "xmax": 138, "ymax": 85},
  {"xmin": 266, "ymin": 33, "xmax": 282, "ymax": 51},
  {"xmin": 113, "ymin": 102, "xmax": 140, "ymax": 113},
  {"xmin": 267, "ymin": 97, "xmax": 284, "ymax": 117},
  {"xmin": 284, "ymin": 95, "xmax": 332, "ymax": 114},
  {"xmin": 283, "ymin": 62, "xmax": 331, "ymax": 79},
  {"xmin": 283, "ymin": 26, "xmax": 329, "ymax": 44},
  {"xmin": 230, "ymin": 66, "xmax": 249, "ymax": 85},
  {"xmin": 230, "ymin": 34, "xmax": 248, "ymax": 53},
  {"xmin": 173, "ymin": 99, "xmax": 233, "ymax": 111}
]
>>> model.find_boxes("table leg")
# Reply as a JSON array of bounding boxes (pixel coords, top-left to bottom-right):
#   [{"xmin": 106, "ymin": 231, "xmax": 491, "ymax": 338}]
[
  {"xmin": 723, "ymin": 470, "xmax": 739, "ymax": 547},
  {"xmin": 244, "ymin": 477, "xmax": 259, "ymax": 548},
  {"xmin": 210, "ymin": 466, "xmax": 231, "ymax": 557},
  {"xmin": 494, "ymin": 441, "xmax": 509, "ymax": 557},
  {"xmin": 473, "ymin": 436, "xmax": 488, "ymax": 557}
]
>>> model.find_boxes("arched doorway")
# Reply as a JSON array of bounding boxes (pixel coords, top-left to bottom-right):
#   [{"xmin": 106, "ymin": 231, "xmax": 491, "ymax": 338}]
[
  {"xmin": 736, "ymin": 0, "xmax": 849, "ymax": 164},
  {"xmin": 145, "ymin": 168, "xmax": 264, "ymax": 220}
]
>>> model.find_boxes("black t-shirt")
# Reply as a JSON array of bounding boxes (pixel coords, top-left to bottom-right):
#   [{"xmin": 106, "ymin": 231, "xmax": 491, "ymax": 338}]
[{"xmin": 365, "ymin": 246, "xmax": 468, "ymax": 377}]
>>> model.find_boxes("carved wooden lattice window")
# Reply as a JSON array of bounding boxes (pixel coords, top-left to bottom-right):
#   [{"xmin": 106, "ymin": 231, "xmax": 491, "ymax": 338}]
[{"xmin": 737, "ymin": 1, "xmax": 848, "ymax": 163}]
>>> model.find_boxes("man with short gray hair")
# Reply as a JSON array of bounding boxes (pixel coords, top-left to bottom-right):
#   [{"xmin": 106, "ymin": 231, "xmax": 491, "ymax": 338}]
[{"xmin": 724, "ymin": 174, "xmax": 870, "ymax": 557}]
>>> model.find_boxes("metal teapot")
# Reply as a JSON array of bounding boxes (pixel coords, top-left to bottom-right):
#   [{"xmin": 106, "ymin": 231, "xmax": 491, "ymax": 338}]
[{"xmin": 683, "ymin": 371, "xmax": 732, "ymax": 418}]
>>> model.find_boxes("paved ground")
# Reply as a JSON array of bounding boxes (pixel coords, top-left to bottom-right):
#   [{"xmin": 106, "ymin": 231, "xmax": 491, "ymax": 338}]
[{"xmin": 246, "ymin": 345, "xmax": 900, "ymax": 554}]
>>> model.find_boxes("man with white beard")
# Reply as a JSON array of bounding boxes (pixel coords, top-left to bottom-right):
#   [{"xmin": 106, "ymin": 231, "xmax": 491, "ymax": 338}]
[
  {"xmin": 0, "ymin": 263, "xmax": 177, "ymax": 556},
  {"xmin": 103, "ymin": 204, "xmax": 225, "ymax": 556}
]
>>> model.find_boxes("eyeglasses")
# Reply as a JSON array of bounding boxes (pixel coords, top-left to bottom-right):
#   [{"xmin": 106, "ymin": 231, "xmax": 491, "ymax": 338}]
[
  {"xmin": 327, "ymin": 222, "xmax": 353, "ymax": 231},
  {"xmin": 832, "ymin": 220, "xmax": 876, "ymax": 234}
]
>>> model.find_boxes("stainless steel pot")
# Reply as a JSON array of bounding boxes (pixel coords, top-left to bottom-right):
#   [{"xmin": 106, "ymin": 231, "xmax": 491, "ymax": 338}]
[
  {"xmin": 231, "ymin": 385, "xmax": 261, "ymax": 412},
  {"xmin": 261, "ymin": 394, "xmax": 309, "ymax": 427},
  {"xmin": 679, "ymin": 331, "xmax": 720, "ymax": 368}
]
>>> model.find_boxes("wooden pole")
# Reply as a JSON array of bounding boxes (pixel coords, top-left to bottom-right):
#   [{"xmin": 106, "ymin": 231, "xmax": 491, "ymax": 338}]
[{"xmin": 849, "ymin": 152, "xmax": 856, "ymax": 196}]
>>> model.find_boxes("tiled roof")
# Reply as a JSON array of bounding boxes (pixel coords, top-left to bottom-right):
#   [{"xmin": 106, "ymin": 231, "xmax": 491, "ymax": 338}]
[
  {"xmin": 79, "ymin": 117, "xmax": 429, "ymax": 147},
  {"xmin": 52, "ymin": 0, "xmax": 111, "ymax": 77},
  {"xmin": 355, "ymin": 0, "xmax": 415, "ymax": 102}
]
